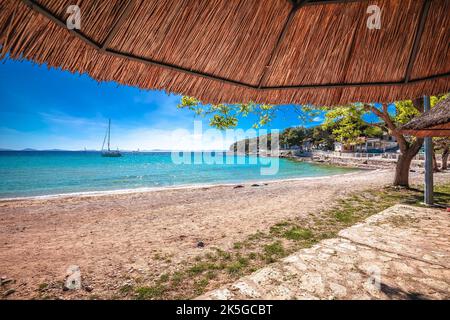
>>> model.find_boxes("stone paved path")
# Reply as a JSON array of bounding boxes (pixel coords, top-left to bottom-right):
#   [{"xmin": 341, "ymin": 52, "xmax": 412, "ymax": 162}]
[{"xmin": 198, "ymin": 205, "xmax": 450, "ymax": 300}]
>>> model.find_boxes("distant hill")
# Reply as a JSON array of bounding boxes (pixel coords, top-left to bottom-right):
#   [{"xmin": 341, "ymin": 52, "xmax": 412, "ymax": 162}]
[{"xmin": 229, "ymin": 126, "xmax": 336, "ymax": 152}]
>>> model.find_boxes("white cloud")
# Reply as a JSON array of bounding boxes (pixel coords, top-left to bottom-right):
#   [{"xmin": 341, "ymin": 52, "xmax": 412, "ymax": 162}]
[
  {"xmin": 0, "ymin": 120, "xmax": 236, "ymax": 151},
  {"xmin": 3, "ymin": 102, "xmax": 245, "ymax": 151},
  {"xmin": 39, "ymin": 111, "xmax": 106, "ymax": 128},
  {"xmin": 312, "ymin": 116, "xmax": 324, "ymax": 122}
]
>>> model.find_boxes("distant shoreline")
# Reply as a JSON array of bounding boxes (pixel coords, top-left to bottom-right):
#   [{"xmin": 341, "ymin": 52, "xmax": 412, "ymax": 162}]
[{"xmin": 0, "ymin": 169, "xmax": 369, "ymax": 202}]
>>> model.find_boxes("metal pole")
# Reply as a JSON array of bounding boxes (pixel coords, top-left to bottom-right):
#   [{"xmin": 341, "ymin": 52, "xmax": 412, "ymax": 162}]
[{"xmin": 423, "ymin": 96, "xmax": 433, "ymax": 205}]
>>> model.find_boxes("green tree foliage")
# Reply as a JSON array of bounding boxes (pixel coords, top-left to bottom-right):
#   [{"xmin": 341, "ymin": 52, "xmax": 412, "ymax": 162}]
[
  {"xmin": 280, "ymin": 127, "xmax": 307, "ymax": 147},
  {"xmin": 311, "ymin": 126, "xmax": 335, "ymax": 150},
  {"xmin": 229, "ymin": 126, "xmax": 337, "ymax": 152},
  {"xmin": 322, "ymin": 106, "xmax": 366, "ymax": 146},
  {"xmin": 317, "ymin": 97, "xmax": 446, "ymax": 149},
  {"xmin": 318, "ymin": 105, "xmax": 386, "ymax": 147},
  {"xmin": 177, "ymin": 97, "xmax": 275, "ymax": 130},
  {"xmin": 178, "ymin": 95, "xmax": 447, "ymax": 133},
  {"xmin": 393, "ymin": 100, "xmax": 420, "ymax": 125}
]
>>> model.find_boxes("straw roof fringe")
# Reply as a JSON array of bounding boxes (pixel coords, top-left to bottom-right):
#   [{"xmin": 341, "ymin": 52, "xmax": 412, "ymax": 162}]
[
  {"xmin": 0, "ymin": 0, "xmax": 449, "ymax": 106},
  {"xmin": 401, "ymin": 96, "xmax": 450, "ymax": 137}
]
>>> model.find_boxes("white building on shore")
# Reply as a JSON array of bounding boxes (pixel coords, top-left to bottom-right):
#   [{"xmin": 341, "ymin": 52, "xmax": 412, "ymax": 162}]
[{"xmin": 334, "ymin": 134, "xmax": 398, "ymax": 153}]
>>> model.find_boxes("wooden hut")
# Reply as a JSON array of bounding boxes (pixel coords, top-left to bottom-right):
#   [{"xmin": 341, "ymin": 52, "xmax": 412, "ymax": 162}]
[{"xmin": 401, "ymin": 97, "xmax": 450, "ymax": 137}]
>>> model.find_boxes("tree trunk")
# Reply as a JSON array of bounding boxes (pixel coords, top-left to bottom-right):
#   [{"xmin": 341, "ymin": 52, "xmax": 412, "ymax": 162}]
[
  {"xmin": 442, "ymin": 147, "xmax": 449, "ymax": 170},
  {"xmin": 394, "ymin": 152, "xmax": 415, "ymax": 187},
  {"xmin": 364, "ymin": 102, "xmax": 425, "ymax": 188},
  {"xmin": 432, "ymin": 149, "xmax": 440, "ymax": 172},
  {"xmin": 393, "ymin": 138, "xmax": 424, "ymax": 187}
]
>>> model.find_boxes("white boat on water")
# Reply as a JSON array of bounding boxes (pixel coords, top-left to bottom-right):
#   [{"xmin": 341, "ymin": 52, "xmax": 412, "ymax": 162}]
[{"xmin": 101, "ymin": 119, "xmax": 122, "ymax": 158}]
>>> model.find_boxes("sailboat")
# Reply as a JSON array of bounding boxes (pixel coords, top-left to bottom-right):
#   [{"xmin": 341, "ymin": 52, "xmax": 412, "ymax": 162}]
[{"xmin": 101, "ymin": 119, "xmax": 122, "ymax": 157}]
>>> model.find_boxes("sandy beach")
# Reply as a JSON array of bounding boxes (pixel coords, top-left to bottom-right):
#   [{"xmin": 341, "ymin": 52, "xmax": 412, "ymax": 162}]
[{"xmin": 1, "ymin": 169, "xmax": 449, "ymax": 299}]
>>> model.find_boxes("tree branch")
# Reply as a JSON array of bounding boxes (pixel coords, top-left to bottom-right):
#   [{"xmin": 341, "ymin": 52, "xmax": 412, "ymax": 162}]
[
  {"xmin": 408, "ymin": 137, "xmax": 424, "ymax": 156},
  {"xmin": 363, "ymin": 104, "xmax": 409, "ymax": 152}
]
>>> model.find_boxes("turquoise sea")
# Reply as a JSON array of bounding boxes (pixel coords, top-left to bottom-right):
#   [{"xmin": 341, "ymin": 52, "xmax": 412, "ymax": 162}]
[{"xmin": 0, "ymin": 151, "xmax": 357, "ymax": 199}]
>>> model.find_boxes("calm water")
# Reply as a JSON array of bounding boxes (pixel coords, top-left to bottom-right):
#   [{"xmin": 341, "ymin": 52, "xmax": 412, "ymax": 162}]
[{"xmin": 0, "ymin": 151, "xmax": 357, "ymax": 198}]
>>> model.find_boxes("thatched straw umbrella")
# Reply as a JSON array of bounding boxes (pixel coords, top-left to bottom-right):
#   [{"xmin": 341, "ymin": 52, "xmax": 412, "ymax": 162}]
[
  {"xmin": 401, "ymin": 96, "xmax": 449, "ymax": 206},
  {"xmin": 0, "ymin": 0, "xmax": 449, "ymax": 205},
  {"xmin": 401, "ymin": 97, "xmax": 450, "ymax": 138},
  {"xmin": 0, "ymin": 0, "xmax": 449, "ymax": 105}
]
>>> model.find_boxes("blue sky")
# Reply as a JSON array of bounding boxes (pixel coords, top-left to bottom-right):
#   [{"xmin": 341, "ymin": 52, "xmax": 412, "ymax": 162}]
[{"xmin": 0, "ymin": 58, "xmax": 384, "ymax": 151}]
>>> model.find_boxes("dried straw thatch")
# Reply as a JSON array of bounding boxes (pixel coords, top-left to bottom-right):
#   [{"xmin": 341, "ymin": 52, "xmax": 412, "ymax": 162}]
[
  {"xmin": 401, "ymin": 96, "xmax": 450, "ymax": 137},
  {"xmin": 0, "ymin": 0, "xmax": 449, "ymax": 105}
]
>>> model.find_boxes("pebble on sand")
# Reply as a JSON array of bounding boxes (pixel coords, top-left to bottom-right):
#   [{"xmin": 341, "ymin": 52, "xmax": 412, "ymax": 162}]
[
  {"xmin": 197, "ymin": 241, "xmax": 205, "ymax": 248},
  {"xmin": 3, "ymin": 289, "xmax": 15, "ymax": 297}
]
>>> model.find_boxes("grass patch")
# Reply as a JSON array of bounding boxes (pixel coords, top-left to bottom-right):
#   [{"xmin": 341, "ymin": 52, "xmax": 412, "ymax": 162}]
[
  {"xmin": 135, "ymin": 285, "xmax": 166, "ymax": 300},
  {"xmin": 193, "ymin": 278, "xmax": 209, "ymax": 295},
  {"xmin": 214, "ymin": 248, "xmax": 232, "ymax": 260},
  {"xmin": 225, "ymin": 255, "xmax": 248, "ymax": 274},
  {"xmin": 205, "ymin": 271, "xmax": 217, "ymax": 280},
  {"xmin": 233, "ymin": 242, "xmax": 243, "ymax": 250},
  {"xmin": 283, "ymin": 227, "xmax": 313, "ymax": 241},
  {"xmin": 264, "ymin": 241, "xmax": 285, "ymax": 256},
  {"xmin": 187, "ymin": 264, "xmax": 207, "ymax": 275},
  {"xmin": 38, "ymin": 283, "xmax": 48, "ymax": 291},
  {"xmin": 263, "ymin": 241, "xmax": 285, "ymax": 262},
  {"xmin": 247, "ymin": 231, "xmax": 266, "ymax": 241},
  {"xmin": 226, "ymin": 261, "xmax": 245, "ymax": 275},
  {"xmin": 158, "ymin": 273, "xmax": 170, "ymax": 283},
  {"xmin": 187, "ymin": 262, "xmax": 217, "ymax": 275},
  {"xmin": 269, "ymin": 222, "xmax": 292, "ymax": 235},
  {"xmin": 334, "ymin": 210, "xmax": 355, "ymax": 223},
  {"xmin": 248, "ymin": 252, "xmax": 257, "ymax": 260},
  {"xmin": 119, "ymin": 284, "xmax": 133, "ymax": 295},
  {"xmin": 171, "ymin": 272, "xmax": 184, "ymax": 286}
]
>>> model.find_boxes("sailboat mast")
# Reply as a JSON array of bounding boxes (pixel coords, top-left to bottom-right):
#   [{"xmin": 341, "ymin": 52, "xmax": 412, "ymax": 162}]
[{"xmin": 108, "ymin": 119, "xmax": 111, "ymax": 151}]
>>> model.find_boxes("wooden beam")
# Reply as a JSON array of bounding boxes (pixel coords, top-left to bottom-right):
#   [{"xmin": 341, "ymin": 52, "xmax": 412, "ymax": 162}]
[
  {"xmin": 401, "ymin": 122, "xmax": 450, "ymax": 137},
  {"xmin": 430, "ymin": 123, "xmax": 450, "ymax": 130},
  {"xmin": 305, "ymin": 0, "xmax": 366, "ymax": 5},
  {"xmin": 259, "ymin": 72, "xmax": 450, "ymax": 90},
  {"xmin": 21, "ymin": 0, "xmax": 101, "ymax": 49},
  {"xmin": 401, "ymin": 129, "xmax": 450, "ymax": 138},
  {"xmin": 291, "ymin": 0, "xmax": 369, "ymax": 5},
  {"xmin": 101, "ymin": 0, "xmax": 135, "ymax": 51},
  {"xmin": 404, "ymin": 0, "xmax": 431, "ymax": 83},
  {"xmin": 18, "ymin": 0, "xmax": 450, "ymax": 91},
  {"xmin": 105, "ymin": 49, "xmax": 252, "ymax": 89}
]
